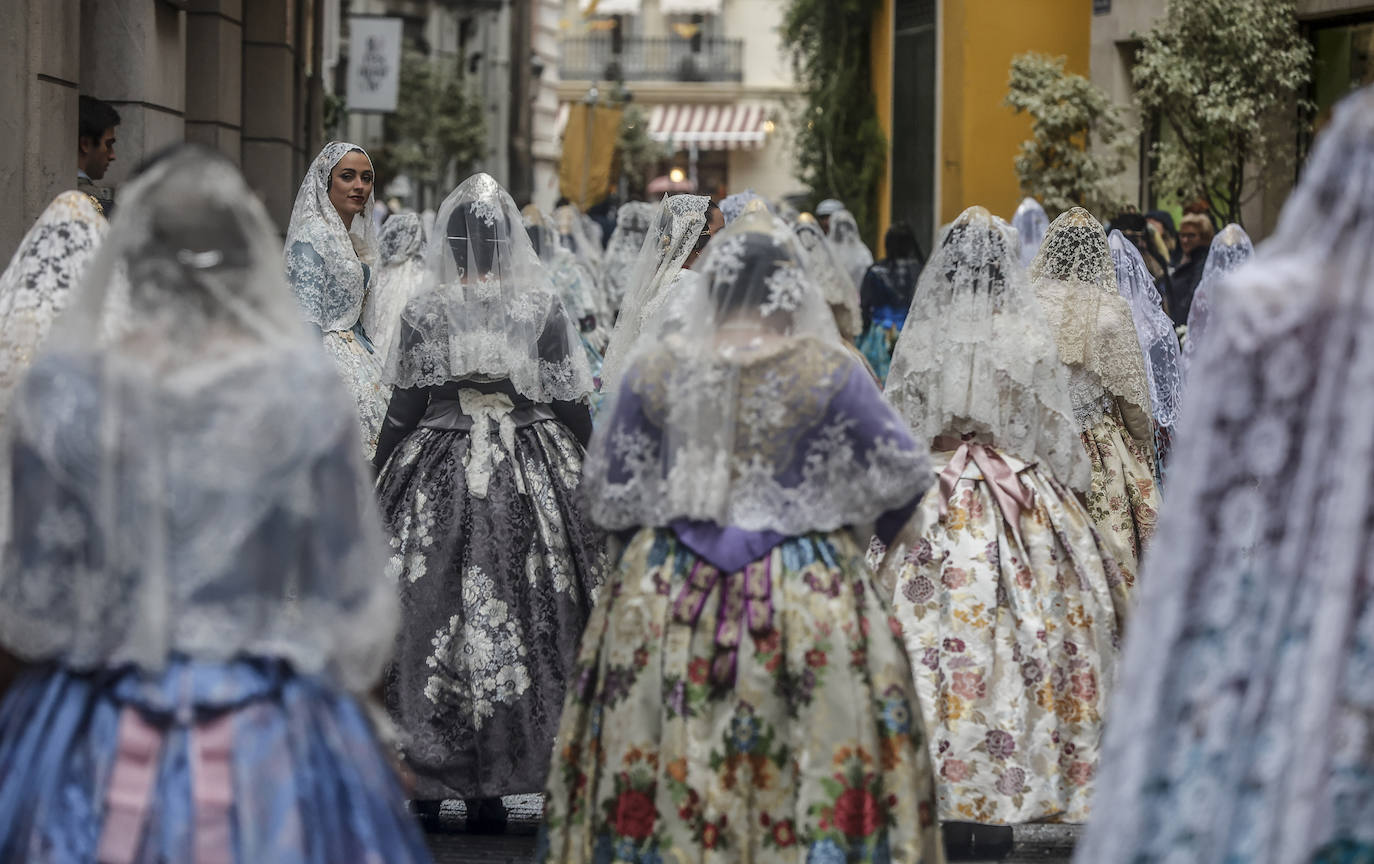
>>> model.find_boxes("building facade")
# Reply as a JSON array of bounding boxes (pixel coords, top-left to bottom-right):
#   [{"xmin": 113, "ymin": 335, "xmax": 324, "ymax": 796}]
[
  {"xmin": 1, "ymin": 0, "xmax": 326, "ymax": 257},
  {"xmin": 1092, "ymin": 0, "xmax": 1374, "ymax": 238},
  {"xmin": 555, "ymin": 0, "xmax": 801, "ymax": 203},
  {"xmin": 871, "ymin": 0, "xmax": 1092, "ymax": 254}
]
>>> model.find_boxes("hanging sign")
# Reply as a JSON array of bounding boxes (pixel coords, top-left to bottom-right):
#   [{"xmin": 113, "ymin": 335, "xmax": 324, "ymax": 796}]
[{"xmin": 347, "ymin": 16, "xmax": 403, "ymax": 113}]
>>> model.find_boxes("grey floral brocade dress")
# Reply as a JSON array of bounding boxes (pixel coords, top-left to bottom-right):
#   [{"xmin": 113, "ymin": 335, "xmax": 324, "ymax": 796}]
[{"xmin": 374, "ymin": 374, "xmax": 608, "ymax": 800}]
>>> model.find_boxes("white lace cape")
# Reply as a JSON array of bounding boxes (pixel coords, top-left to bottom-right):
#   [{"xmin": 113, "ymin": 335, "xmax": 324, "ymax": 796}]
[
  {"xmin": 0, "ymin": 150, "xmax": 395, "ymax": 692},
  {"xmin": 886, "ymin": 205, "xmax": 1091, "ymax": 492}
]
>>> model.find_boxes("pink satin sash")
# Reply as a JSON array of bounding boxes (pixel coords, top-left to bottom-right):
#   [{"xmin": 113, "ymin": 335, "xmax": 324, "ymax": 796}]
[
  {"xmin": 96, "ymin": 708, "xmax": 236, "ymax": 864},
  {"xmin": 933, "ymin": 434, "xmax": 1035, "ymax": 546}
]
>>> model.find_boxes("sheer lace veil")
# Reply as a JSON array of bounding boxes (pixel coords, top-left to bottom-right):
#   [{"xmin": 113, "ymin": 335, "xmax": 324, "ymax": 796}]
[
  {"xmin": 585, "ymin": 210, "xmax": 930, "ymax": 532},
  {"xmin": 604, "ymin": 201, "xmax": 655, "ymax": 311},
  {"xmin": 1109, "ymin": 229, "xmax": 1183, "ymax": 427},
  {"xmin": 1012, "ymin": 197, "xmax": 1049, "ymax": 265},
  {"xmin": 887, "ymin": 205, "xmax": 1090, "ymax": 491},
  {"xmin": 794, "ymin": 219, "xmax": 862, "ymax": 339},
  {"xmin": 0, "ymin": 145, "xmax": 395, "ymax": 689},
  {"xmin": 0, "ymin": 192, "xmax": 107, "ymax": 428},
  {"xmin": 381, "ymin": 173, "xmax": 593, "ymax": 403},
  {"xmin": 600, "ymin": 193, "xmax": 710, "ymax": 398},
  {"xmin": 1179, "ymin": 223, "xmax": 1254, "ymax": 385},
  {"xmin": 1074, "ymin": 87, "xmax": 1374, "ymax": 864},
  {"xmin": 363, "ymin": 212, "xmax": 426, "ymax": 364},
  {"xmin": 283, "ymin": 141, "xmax": 379, "ymax": 330},
  {"xmin": 1031, "ymin": 207, "xmax": 1152, "ymax": 419},
  {"xmin": 827, "ymin": 208, "xmax": 874, "ymax": 285}
]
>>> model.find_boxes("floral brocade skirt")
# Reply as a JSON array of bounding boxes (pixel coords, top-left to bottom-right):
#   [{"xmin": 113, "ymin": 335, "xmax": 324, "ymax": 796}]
[
  {"xmin": 0, "ymin": 658, "xmax": 430, "ymax": 864},
  {"xmin": 375, "ymin": 419, "xmax": 607, "ymax": 800},
  {"xmin": 321, "ymin": 328, "xmax": 389, "ymax": 461},
  {"xmin": 1080, "ymin": 406, "xmax": 1160, "ymax": 581},
  {"xmin": 539, "ymin": 528, "xmax": 946, "ymax": 864},
  {"xmin": 871, "ymin": 448, "xmax": 1130, "ymax": 825}
]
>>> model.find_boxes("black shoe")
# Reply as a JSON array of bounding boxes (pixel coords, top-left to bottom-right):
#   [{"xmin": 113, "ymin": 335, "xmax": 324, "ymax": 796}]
[
  {"xmin": 943, "ymin": 822, "xmax": 1014, "ymax": 860},
  {"xmin": 410, "ymin": 799, "xmax": 445, "ymax": 833},
  {"xmin": 464, "ymin": 797, "xmax": 508, "ymax": 834}
]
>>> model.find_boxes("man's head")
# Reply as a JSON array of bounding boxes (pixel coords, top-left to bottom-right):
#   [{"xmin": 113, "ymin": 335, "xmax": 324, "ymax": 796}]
[
  {"xmin": 885, "ymin": 221, "xmax": 917, "ymax": 261},
  {"xmin": 78, "ymin": 96, "xmax": 121, "ymax": 181}
]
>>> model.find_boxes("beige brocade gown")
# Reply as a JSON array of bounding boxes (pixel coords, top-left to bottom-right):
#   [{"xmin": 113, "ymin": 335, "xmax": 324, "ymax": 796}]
[
  {"xmin": 870, "ymin": 439, "xmax": 1131, "ymax": 824},
  {"xmin": 1070, "ymin": 369, "xmax": 1160, "ymax": 581}
]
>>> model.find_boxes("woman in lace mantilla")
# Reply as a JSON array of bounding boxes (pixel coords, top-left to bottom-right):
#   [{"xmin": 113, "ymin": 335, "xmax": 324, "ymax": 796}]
[
  {"xmin": 372, "ymin": 173, "xmax": 605, "ymax": 830},
  {"xmin": 523, "ymin": 205, "xmax": 608, "ymax": 381},
  {"xmin": 603, "ymin": 200, "xmax": 655, "ymax": 315},
  {"xmin": 1075, "ymin": 85, "xmax": 1374, "ymax": 864},
  {"xmin": 0, "ymin": 145, "xmax": 429, "ymax": 864},
  {"xmin": 1011, "ymin": 197, "xmax": 1049, "ymax": 266},
  {"xmin": 363, "ymin": 211, "xmax": 427, "ymax": 371},
  {"xmin": 284, "ymin": 140, "xmax": 389, "ymax": 458},
  {"xmin": 1179, "ymin": 223, "xmax": 1254, "ymax": 389},
  {"xmin": 1030, "ymin": 207, "xmax": 1161, "ymax": 580},
  {"xmin": 599, "ymin": 194, "xmax": 722, "ymax": 399},
  {"xmin": 873, "ymin": 205, "xmax": 1128, "ymax": 830},
  {"xmin": 540, "ymin": 211, "xmax": 944, "ymax": 864},
  {"xmin": 827, "ymin": 207, "xmax": 875, "ymax": 289},
  {"xmin": 1109, "ymin": 229, "xmax": 1184, "ymax": 480}
]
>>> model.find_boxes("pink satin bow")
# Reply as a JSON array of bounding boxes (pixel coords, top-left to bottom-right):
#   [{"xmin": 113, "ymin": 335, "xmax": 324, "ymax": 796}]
[
  {"xmin": 97, "ymin": 707, "xmax": 235, "ymax": 864},
  {"xmin": 933, "ymin": 434, "xmax": 1035, "ymax": 546}
]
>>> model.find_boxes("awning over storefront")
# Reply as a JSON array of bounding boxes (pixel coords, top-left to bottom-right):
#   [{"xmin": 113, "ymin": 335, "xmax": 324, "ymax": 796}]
[
  {"xmin": 578, "ymin": 0, "xmax": 642, "ymax": 14},
  {"xmin": 647, "ymin": 103, "xmax": 770, "ymax": 150},
  {"xmin": 557, "ymin": 102, "xmax": 772, "ymax": 152},
  {"xmin": 659, "ymin": 0, "xmax": 723, "ymax": 13}
]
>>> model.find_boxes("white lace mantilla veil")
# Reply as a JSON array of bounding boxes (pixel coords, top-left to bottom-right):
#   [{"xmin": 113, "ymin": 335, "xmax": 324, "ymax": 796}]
[
  {"xmin": 0, "ymin": 146, "xmax": 395, "ymax": 691},
  {"xmin": 362, "ymin": 212, "xmax": 426, "ymax": 368},
  {"xmin": 1011, "ymin": 197, "xmax": 1050, "ymax": 266},
  {"xmin": 1073, "ymin": 88, "xmax": 1374, "ymax": 864},
  {"xmin": 0, "ymin": 191, "xmax": 107, "ymax": 556},
  {"xmin": 599, "ymin": 193, "xmax": 710, "ymax": 398},
  {"xmin": 604, "ymin": 201, "xmax": 655, "ymax": 312},
  {"xmin": 584, "ymin": 210, "xmax": 932, "ymax": 533},
  {"xmin": 1109, "ymin": 229, "xmax": 1183, "ymax": 428},
  {"xmin": 381, "ymin": 173, "xmax": 594, "ymax": 403},
  {"xmin": 283, "ymin": 140, "xmax": 380, "ymax": 331},
  {"xmin": 827, "ymin": 207, "xmax": 874, "ymax": 286},
  {"xmin": 885, "ymin": 205, "xmax": 1091, "ymax": 492},
  {"xmin": 1179, "ymin": 223, "xmax": 1254, "ymax": 386},
  {"xmin": 1030, "ymin": 207, "xmax": 1153, "ymax": 427},
  {"xmin": 0, "ymin": 192, "xmax": 107, "ymax": 431},
  {"xmin": 793, "ymin": 218, "xmax": 862, "ymax": 339}
]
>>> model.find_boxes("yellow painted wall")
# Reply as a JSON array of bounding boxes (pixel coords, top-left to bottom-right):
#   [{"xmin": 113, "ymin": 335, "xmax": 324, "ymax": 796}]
[
  {"xmin": 939, "ymin": 0, "xmax": 1092, "ymax": 224},
  {"xmin": 872, "ymin": 0, "xmax": 895, "ymax": 256}
]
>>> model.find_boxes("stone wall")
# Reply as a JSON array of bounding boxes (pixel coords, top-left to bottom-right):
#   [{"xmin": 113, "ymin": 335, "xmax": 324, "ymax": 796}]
[{"xmin": 0, "ymin": 0, "xmax": 322, "ymax": 259}]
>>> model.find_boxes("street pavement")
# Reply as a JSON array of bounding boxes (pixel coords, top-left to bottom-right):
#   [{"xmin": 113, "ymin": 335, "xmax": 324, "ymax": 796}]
[{"xmin": 423, "ymin": 797, "xmax": 1079, "ymax": 863}]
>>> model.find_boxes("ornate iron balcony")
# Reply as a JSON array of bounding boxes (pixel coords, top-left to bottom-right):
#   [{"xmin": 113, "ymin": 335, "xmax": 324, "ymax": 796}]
[{"xmin": 560, "ymin": 36, "xmax": 744, "ymax": 83}]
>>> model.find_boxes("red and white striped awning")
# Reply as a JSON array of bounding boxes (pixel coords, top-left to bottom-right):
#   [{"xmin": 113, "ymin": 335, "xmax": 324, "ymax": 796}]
[
  {"xmin": 647, "ymin": 103, "xmax": 770, "ymax": 151},
  {"xmin": 555, "ymin": 102, "xmax": 773, "ymax": 151}
]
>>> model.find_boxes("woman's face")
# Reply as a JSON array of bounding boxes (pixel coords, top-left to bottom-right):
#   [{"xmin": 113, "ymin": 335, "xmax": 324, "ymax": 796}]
[{"xmin": 328, "ymin": 151, "xmax": 374, "ymax": 226}]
